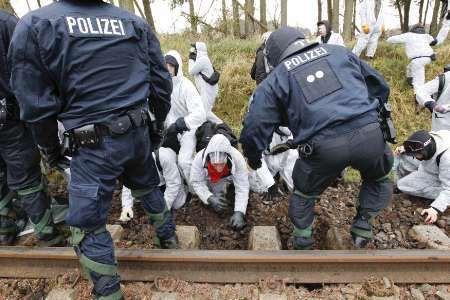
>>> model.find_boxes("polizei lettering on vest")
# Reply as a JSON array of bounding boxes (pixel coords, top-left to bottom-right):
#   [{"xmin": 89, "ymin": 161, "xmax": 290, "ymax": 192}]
[
  {"xmin": 284, "ymin": 47, "xmax": 328, "ymax": 71},
  {"xmin": 66, "ymin": 16, "xmax": 126, "ymax": 36}
]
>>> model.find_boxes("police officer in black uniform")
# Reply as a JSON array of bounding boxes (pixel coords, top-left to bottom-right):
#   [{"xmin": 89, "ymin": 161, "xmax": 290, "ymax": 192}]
[
  {"xmin": 240, "ymin": 27, "xmax": 394, "ymax": 250},
  {"xmin": 9, "ymin": 1, "xmax": 175, "ymax": 299},
  {"xmin": 0, "ymin": 9, "xmax": 64, "ymax": 246}
]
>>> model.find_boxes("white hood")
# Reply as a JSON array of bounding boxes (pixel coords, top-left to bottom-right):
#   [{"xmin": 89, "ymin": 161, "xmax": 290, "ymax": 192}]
[
  {"xmin": 195, "ymin": 41, "xmax": 208, "ymax": 59},
  {"xmin": 202, "ymin": 134, "xmax": 232, "ymax": 164},
  {"xmin": 164, "ymin": 49, "xmax": 206, "ymax": 130},
  {"xmin": 166, "ymin": 50, "xmax": 184, "ymax": 85}
]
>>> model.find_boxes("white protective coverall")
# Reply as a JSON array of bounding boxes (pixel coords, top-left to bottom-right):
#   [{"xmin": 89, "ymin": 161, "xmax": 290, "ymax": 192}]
[
  {"xmin": 188, "ymin": 42, "xmax": 222, "ymax": 124},
  {"xmin": 352, "ymin": 0, "xmax": 383, "ymax": 58},
  {"xmin": 121, "ymin": 147, "xmax": 187, "ymax": 220},
  {"xmin": 316, "ymin": 32, "xmax": 346, "ymax": 47},
  {"xmin": 397, "ymin": 130, "xmax": 450, "ymax": 214},
  {"xmin": 396, "ymin": 73, "xmax": 450, "ymax": 182},
  {"xmin": 249, "ymin": 127, "xmax": 298, "ymax": 192},
  {"xmin": 436, "ymin": 10, "xmax": 450, "ymax": 45},
  {"xmin": 386, "ymin": 32, "xmax": 435, "ymax": 89},
  {"xmin": 190, "ymin": 134, "xmax": 249, "ymax": 214},
  {"xmin": 165, "ymin": 50, "xmax": 206, "ymax": 182},
  {"xmin": 416, "ymin": 71, "xmax": 450, "ymax": 131}
]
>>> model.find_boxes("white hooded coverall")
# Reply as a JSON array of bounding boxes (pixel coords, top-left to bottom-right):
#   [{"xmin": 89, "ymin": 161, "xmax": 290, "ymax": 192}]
[
  {"xmin": 352, "ymin": 0, "xmax": 383, "ymax": 58},
  {"xmin": 436, "ymin": 10, "xmax": 450, "ymax": 45},
  {"xmin": 386, "ymin": 32, "xmax": 435, "ymax": 89},
  {"xmin": 121, "ymin": 147, "xmax": 187, "ymax": 212},
  {"xmin": 397, "ymin": 130, "xmax": 450, "ymax": 214},
  {"xmin": 165, "ymin": 50, "xmax": 206, "ymax": 183},
  {"xmin": 188, "ymin": 42, "xmax": 222, "ymax": 124},
  {"xmin": 416, "ymin": 71, "xmax": 450, "ymax": 131},
  {"xmin": 316, "ymin": 32, "xmax": 346, "ymax": 47},
  {"xmin": 249, "ymin": 127, "xmax": 298, "ymax": 193},
  {"xmin": 190, "ymin": 134, "xmax": 249, "ymax": 214}
]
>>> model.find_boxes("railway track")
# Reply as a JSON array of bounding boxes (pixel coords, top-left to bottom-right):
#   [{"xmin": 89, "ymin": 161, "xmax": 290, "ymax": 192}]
[{"xmin": 0, "ymin": 247, "xmax": 449, "ymax": 284}]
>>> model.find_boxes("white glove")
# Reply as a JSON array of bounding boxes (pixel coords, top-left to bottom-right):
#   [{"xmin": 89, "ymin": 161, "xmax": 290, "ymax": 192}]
[{"xmin": 119, "ymin": 206, "xmax": 134, "ymax": 222}]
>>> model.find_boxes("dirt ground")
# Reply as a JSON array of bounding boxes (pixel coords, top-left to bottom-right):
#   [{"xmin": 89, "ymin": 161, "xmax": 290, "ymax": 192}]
[{"xmin": 101, "ymin": 181, "xmax": 449, "ymax": 250}]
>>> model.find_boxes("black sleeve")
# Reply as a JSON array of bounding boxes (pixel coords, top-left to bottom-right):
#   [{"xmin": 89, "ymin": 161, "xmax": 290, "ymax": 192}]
[{"xmin": 146, "ymin": 27, "xmax": 172, "ymax": 124}]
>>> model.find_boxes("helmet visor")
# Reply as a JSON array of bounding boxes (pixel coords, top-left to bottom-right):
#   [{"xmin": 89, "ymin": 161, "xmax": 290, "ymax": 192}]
[{"xmin": 209, "ymin": 152, "xmax": 227, "ymax": 165}]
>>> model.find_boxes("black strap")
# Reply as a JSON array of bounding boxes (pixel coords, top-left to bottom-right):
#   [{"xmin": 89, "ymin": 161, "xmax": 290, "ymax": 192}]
[
  {"xmin": 437, "ymin": 74, "xmax": 446, "ymax": 101},
  {"xmin": 154, "ymin": 149, "xmax": 163, "ymax": 173},
  {"xmin": 436, "ymin": 150, "xmax": 447, "ymax": 167}
]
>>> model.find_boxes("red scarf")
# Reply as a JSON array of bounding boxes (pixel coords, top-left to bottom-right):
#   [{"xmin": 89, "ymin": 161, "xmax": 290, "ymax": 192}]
[{"xmin": 207, "ymin": 161, "xmax": 230, "ymax": 183}]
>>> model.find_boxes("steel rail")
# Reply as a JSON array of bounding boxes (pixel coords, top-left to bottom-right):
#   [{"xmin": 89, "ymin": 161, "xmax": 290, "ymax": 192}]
[{"xmin": 0, "ymin": 247, "xmax": 449, "ymax": 283}]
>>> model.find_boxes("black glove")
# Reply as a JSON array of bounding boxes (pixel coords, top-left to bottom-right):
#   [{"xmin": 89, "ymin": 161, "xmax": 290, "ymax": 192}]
[
  {"xmin": 447, "ymin": 12, "xmax": 450, "ymax": 20},
  {"xmin": 189, "ymin": 51, "xmax": 197, "ymax": 61},
  {"xmin": 430, "ymin": 38, "xmax": 438, "ymax": 46},
  {"xmin": 229, "ymin": 211, "xmax": 246, "ymax": 230},
  {"xmin": 161, "ymin": 131, "xmax": 181, "ymax": 154},
  {"xmin": 29, "ymin": 118, "xmax": 70, "ymax": 172},
  {"xmin": 207, "ymin": 195, "xmax": 227, "ymax": 214},
  {"xmin": 247, "ymin": 157, "xmax": 262, "ymax": 170},
  {"xmin": 167, "ymin": 118, "xmax": 189, "ymax": 135},
  {"xmin": 425, "ymin": 101, "xmax": 436, "ymax": 113},
  {"xmin": 149, "ymin": 121, "xmax": 164, "ymax": 150},
  {"xmin": 269, "ymin": 140, "xmax": 295, "ymax": 155}
]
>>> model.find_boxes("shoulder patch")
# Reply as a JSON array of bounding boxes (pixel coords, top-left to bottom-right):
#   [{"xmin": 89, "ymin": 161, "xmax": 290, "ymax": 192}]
[{"xmin": 294, "ymin": 59, "xmax": 343, "ymax": 104}]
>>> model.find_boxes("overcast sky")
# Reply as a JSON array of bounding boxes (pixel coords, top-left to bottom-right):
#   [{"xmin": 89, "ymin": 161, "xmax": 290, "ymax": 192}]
[{"xmin": 11, "ymin": 0, "xmax": 428, "ymax": 34}]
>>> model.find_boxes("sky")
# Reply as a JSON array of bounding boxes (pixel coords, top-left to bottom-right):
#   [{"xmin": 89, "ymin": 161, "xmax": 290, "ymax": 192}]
[{"xmin": 11, "ymin": 0, "xmax": 430, "ymax": 34}]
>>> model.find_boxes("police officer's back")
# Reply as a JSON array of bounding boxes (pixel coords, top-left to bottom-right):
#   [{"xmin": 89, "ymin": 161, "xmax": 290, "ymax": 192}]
[
  {"xmin": 9, "ymin": 1, "xmax": 174, "ymax": 299},
  {"xmin": 240, "ymin": 27, "xmax": 394, "ymax": 250}
]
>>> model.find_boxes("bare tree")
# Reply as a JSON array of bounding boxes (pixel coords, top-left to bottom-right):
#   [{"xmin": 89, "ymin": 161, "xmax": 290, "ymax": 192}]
[
  {"xmin": 232, "ymin": 0, "xmax": 240, "ymax": 37},
  {"xmin": 260, "ymin": 0, "xmax": 267, "ymax": 33},
  {"xmin": 423, "ymin": 0, "xmax": 431, "ymax": 25},
  {"xmin": 343, "ymin": 0, "xmax": 353, "ymax": 40},
  {"xmin": 327, "ymin": 0, "xmax": 333, "ymax": 23},
  {"xmin": 418, "ymin": 0, "xmax": 425, "ymax": 24},
  {"xmin": 168, "ymin": 0, "xmax": 197, "ymax": 34},
  {"xmin": 430, "ymin": 0, "xmax": 441, "ymax": 34},
  {"xmin": 332, "ymin": 0, "xmax": 340, "ymax": 30},
  {"xmin": 37, "ymin": 0, "xmax": 41, "ymax": 8},
  {"xmin": 244, "ymin": 0, "xmax": 255, "ymax": 36},
  {"xmin": 281, "ymin": 0, "xmax": 287, "ymax": 26},
  {"xmin": 187, "ymin": 0, "xmax": 197, "ymax": 33},
  {"xmin": 317, "ymin": 0, "xmax": 323, "ymax": 22},
  {"xmin": 142, "ymin": 0, "xmax": 156, "ymax": 31},
  {"xmin": 221, "ymin": 0, "xmax": 228, "ymax": 34}
]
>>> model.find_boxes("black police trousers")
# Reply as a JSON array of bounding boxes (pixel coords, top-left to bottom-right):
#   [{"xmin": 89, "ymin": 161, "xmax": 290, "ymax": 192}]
[
  {"xmin": 0, "ymin": 121, "xmax": 50, "ymax": 231},
  {"xmin": 289, "ymin": 122, "xmax": 393, "ymax": 234}
]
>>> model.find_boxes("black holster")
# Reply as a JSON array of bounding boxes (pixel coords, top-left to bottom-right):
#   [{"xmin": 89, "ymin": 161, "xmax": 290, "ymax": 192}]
[
  {"xmin": 69, "ymin": 105, "xmax": 149, "ymax": 149},
  {"xmin": 377, "ymin": 100, "xmax": 397, "ymax": 144},
  {"xmin": 298, "ymin": 143, "xmax": 314, "ymax": 158}
]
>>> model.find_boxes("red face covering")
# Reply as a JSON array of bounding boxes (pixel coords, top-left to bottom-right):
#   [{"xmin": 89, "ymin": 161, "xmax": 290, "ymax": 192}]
[{"xmin": 207, "ymin": 161, "xmax": 230, "ymax": 183}]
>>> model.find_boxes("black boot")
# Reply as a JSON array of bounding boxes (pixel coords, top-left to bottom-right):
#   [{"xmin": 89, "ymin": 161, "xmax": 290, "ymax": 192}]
[
  {"xmin": 0, "ymin": 216, "xmax": 17, "ymax": 245},
  {"xmin": 293, "ymin": 236, "xmax": 314, "ymax": 250},
  {"xmin": 160, "ymin": 235, "xmax": 180, "ymax": 249},
  {"xmin": 350, "ymin": 214, "xmax": 373, "ymax": 249}
]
